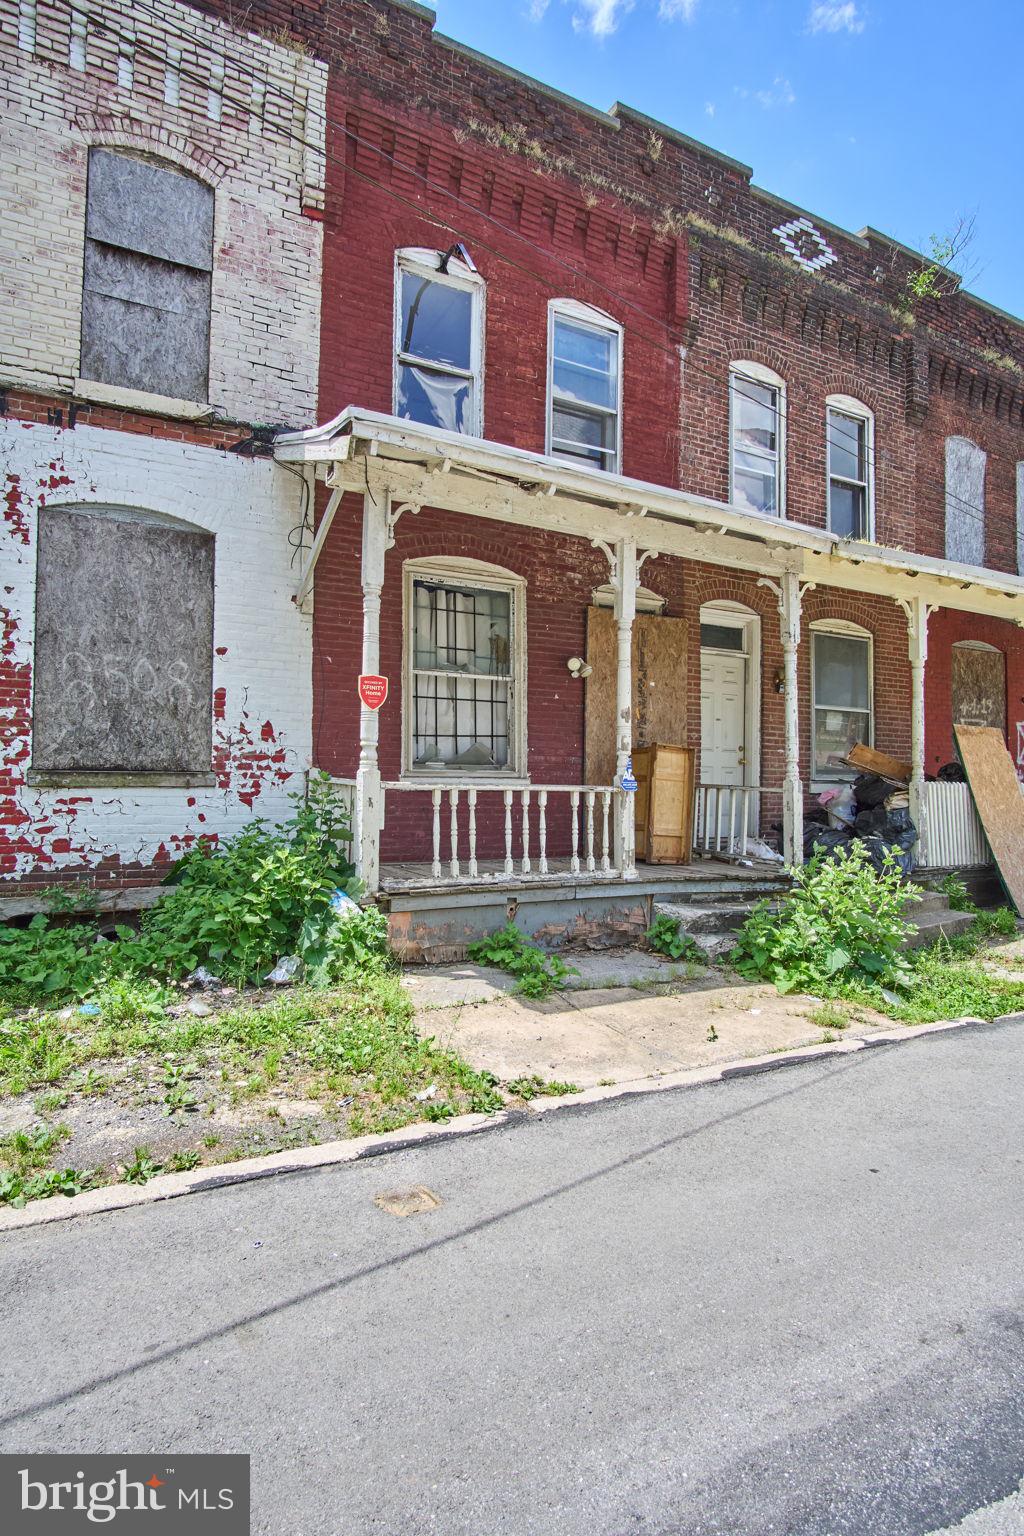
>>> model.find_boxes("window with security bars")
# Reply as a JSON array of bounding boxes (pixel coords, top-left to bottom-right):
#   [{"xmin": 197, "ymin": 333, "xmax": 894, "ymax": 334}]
[
  {"xmin": 548, "ymin": 308, "xmax": 621, "ymax": 472},
  {"xmin": 828, "ymin": 407, "xmax": 871, "ymax": 539},
  {"xmin": 411, "ymin": 580, "xmax": 514, "ymax": 770}
]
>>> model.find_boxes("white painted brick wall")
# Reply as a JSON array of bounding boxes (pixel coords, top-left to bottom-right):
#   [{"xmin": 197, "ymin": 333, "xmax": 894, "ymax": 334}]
[
  {"xmin": 0, "ymin": 0, "xmax": 325, "ymax": 427},
  {"xmin": 0, "ymin": 419, "xmax": 313, "ymax": 878}
]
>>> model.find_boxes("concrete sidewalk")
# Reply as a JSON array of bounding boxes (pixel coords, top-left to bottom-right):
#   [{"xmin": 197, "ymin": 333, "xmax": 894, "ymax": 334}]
[{"xmin": 404, "ymin": 950, "xmax": 893, "ymax": 1087}]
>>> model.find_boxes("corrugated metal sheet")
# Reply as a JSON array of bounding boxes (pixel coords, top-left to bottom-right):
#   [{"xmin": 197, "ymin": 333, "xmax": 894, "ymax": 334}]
[{"xmin": 920, "ymin": 781, "xmax": 990, "ymax": 868}]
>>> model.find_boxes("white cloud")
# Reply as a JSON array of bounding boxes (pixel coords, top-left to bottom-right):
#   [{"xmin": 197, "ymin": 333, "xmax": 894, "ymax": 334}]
[
  {"xmin": 571, "ymin": 0, "xmax": 634, "ymax": 34},
  {"xmin": 807, "ymin": 2, "xmax": 865, "ymax": 34},
  {"xmin": 527, "ymin": 0, "xmax": 551, "ymax": 17},
  {"xmin": 658, "ymin": 0, "xmax": 699, "ymax": 18},
  {"xmin": 735, "ymin": 76, "xmax": 796, "ymax": 109},
  {"xmin": 705, "ymin": 101, "xmax": 716, "ymax": 117}
]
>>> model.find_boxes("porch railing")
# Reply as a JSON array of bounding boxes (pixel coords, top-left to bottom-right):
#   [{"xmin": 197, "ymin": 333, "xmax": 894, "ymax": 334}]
[
  {"xmin": 382, "ymin": 781, "xmax": 625, "ymax": 882},
  {"xmin": 694, "ymin": 783, "xmax": 779, "ymax": 859}
]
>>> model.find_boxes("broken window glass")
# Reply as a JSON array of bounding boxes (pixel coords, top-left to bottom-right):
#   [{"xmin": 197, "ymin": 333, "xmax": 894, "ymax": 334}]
[
  {"xmin": 80, "ymin": 149, "xmax": 213, "ymax": 401},
  {"xmin": 396, "ymin": 264, "xmax": 479, "ymax": 433}
]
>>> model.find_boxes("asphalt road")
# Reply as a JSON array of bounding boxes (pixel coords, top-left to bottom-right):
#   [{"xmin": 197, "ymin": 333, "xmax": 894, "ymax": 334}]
[{"xmin": 3, "ymin": 1021, "xmax": 1024, "ymax": 1535}]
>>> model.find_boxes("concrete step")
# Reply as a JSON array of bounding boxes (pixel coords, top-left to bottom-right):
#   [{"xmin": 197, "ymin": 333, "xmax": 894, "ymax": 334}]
[
  {"xmin": 906, "ymin": 889, "xmax": 954, "ymax": 915},
  {"xmin": 904, "ymin": 907, "xmax": 976, "ymax": 948},
  {"xmin": 654, "ymin": 900, "xmax": 759, "ymax": 936}
]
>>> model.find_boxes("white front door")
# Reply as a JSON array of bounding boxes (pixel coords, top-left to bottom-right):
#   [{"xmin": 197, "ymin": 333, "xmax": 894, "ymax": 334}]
[{"xmin": 701, "ymin": 651, "xmax": 748, "ymax": 784}]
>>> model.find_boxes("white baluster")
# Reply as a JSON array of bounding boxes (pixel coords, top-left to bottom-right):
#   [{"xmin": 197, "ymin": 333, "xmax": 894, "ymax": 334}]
[
  {"xmin": 467, "ymin": 788, "xmax": 478, "ymax": 878},
  {"xmin": 600, "ymin": 791, "xmax": 611, "ymax": 873},
  {"xmin": 585, "ymin": 790, "xmax": 596, "ymax": 873},
  {"xmin": 449, "ymin": 788, "xmax": 460, "ymax": 879},
  {"xmin": 521, "ymin": 789, "xmax": 531, "ymax": 875},
  {"xmin": 504, "ymin": 789, "xmax": 514, "ymax": 876},
  {"xmin": 431, "ymin": 788, "xmax": 442, "ymax": 880},
  {"xmin": 538, "ymin": 790, "xmax": 548, "ymax": 875},
  {"xmin": 569, "ymin": 791, "xmax": 581, "ymax": 875},
  {"xmin": 739, "ymin": 788, "xmax": 750, "ymax": 857}
]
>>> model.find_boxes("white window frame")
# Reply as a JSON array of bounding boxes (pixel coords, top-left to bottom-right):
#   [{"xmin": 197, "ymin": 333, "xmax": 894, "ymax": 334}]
[
  {"xmin": 393, "ymin": 247, "xmax": 485, "ymax": 437},
  {"xmin": 546, "ymin": 298, "xmax": 623, "ymax": 474},
  {"xmin": 810, "ymin": 619, "xmax": 874, "ymax": 786},
  {"xmin": 729, "ymin": 360, "xmax": 786, "ymax": 519},
  {"xmin": 826, "ymin": 394, "xmax": 875, "ymax": 542},
  {"xmin": 401, "ymin": 556, "xmax": 527, "ymax": 781}
]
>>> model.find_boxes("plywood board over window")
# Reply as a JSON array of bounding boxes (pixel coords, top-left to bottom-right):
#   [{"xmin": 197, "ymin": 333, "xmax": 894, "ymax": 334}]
[
  {"xmin": 952, "ymin": 643, "xmax": 1006, "ymax": 733},
  {"xmin": 583, "ymin": 607, "xmax": 688, "ymax": 786},
  {"xmin": 32, "ymin": 505, "xmax": 214, "ymax": 777}
]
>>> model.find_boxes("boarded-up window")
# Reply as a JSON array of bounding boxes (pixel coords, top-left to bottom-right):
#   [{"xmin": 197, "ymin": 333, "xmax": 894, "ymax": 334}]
[
  {"xmin": 952, "ymin": 642, "xmax": 1005, "ymax": 733},
  {"xmin": 80, "ymin": 149, "xmax": 213, "ymax": 401},
  {"xmin": 32, "ymin": 506, "xmax": 214, "ymax": 776},
  {"xmin": 945, "ymin": 437, "xmax": 986, "ymax": 567}
]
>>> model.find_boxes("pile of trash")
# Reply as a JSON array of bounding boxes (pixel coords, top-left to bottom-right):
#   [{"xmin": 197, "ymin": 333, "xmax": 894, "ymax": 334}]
[{"xmin": 805, "ymin": 768, "xmax": 918, "ymax": 877}]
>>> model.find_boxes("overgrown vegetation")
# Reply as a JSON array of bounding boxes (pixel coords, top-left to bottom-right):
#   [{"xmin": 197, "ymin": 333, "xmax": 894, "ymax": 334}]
[
  {"xmin": 732, "ymin": 846, "xmax": 1023, "ymax": 1025},
  {"xmin": 0, "ymin": 776, "xmax": 363, "ymax": 1005},
  {"xmin": 467, "ymin": 923, "xmax": 578, "ymax": 999},
  {"xmin": 646, "ymin": 914, "xmax": 705, "ymax": 965},
  {"xmin": 731, "ymin": 846, "xmax": 914, "ymax": 995}
]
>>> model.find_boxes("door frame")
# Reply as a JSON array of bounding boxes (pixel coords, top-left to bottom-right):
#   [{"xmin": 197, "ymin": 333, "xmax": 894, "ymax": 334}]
[{"xmin": 699, "ymin": 601, "xmax": 762, "ymax": 829}]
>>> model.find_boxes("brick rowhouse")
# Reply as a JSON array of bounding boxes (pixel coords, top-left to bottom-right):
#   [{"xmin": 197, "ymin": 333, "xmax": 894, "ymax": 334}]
[{"xmin": 3, "ymin": 0, "xmax": 1024, "ymax": 891}]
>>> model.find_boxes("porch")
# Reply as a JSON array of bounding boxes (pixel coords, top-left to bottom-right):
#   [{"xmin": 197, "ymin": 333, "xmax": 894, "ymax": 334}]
[{"xmin": 276, "ymin": 409, "xmax": 1022, "ymax": 912}]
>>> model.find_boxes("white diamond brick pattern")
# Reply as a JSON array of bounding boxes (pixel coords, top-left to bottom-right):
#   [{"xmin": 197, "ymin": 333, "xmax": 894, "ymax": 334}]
[
  {"xmin": 773, "ymin": 215, "xmax": 839, "ymax": 274},
  {"xmin": 0, "ymin": 0, "xmax": 326, "ymax": 427},
  {"xmin": 0, "ymin": 420, "xmax": 313, "ymax": 877}
]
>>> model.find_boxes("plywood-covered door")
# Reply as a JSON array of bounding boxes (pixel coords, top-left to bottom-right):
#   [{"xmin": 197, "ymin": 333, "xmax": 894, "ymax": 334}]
[{"xmin": 583, "ymin": 607, "xmax": 688, "ymax": 785}]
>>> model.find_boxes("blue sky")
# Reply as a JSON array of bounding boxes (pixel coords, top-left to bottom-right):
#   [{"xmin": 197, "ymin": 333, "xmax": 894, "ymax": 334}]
[{"xmin": 429, "ymin": 0, "xmax": 1022, "ymax": 321}]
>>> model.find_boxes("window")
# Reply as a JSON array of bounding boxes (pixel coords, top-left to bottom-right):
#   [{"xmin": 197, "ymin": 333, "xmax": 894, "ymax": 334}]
[
  {"xmin": 945, "ymin": 436, "xmax": 986, "ymax": 567},
  {"xmin": 80, "ymin": 149, "xmax": 213, "ymax": 401},
  {"xmin": 827, "ymin": 397, "xmax": 873, "ymax": 539},
  {"xmin": 1015, "ymin": 462, "xmax": 1024, "ymax": 576},
  {"xmin": 394, "ymin": 249, "xmax": 483, "ymax": 435},
  {"xmin": 404, "ymin": 561, "xmax": 524, "ymax": 774},
  {"xmin": 811, "ymin": 623, "xmax": 872, "ymax": 781},
  {"xmin": 730, "ymin": 362, "xmax": 784, "ymax": 516},
  {"xmin": 31, "ymin": 505, "xmax": 214, "ymax": 780},
  {"xmin": 547, "ymin": 301, "xmax": 622, "ymax": 473}
]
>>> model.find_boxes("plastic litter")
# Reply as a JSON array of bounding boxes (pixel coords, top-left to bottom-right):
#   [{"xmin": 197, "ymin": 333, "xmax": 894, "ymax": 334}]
[
  {"xmin": 186, "ymin": 998, "xmax": 213, "ymax": 1017},
  {"xmin": 78, "ymin": 1002, "xmax": 100, "ymax": 1018},
  {"xmin": 414, "ymin": 1084, "xmax": 438, "ymax": 1102},
  {"xmin": 744, "ymin": 838, "xmax": 784, "ymax": 864},
  {"xmin": 265, "ymin": 954, "xmax": 301, "ymax": 985},
  {"xmin": 329, "ymin": 890, "xmax": 362, "ymax": 921},
  {"xmin": 185, "ymin": 966, "xmax": 221, "ymax": 991}
]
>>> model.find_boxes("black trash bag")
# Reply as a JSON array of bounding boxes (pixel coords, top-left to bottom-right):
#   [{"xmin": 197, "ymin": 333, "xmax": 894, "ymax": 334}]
[
  {"xmin": 805, "ymin": 803, "xmax": 830, "ymax": 826},
  {"xmin": 854, "ymin": 805, "xmax": 888, "ymax": 836},
  {"xmin": 803, "ymin": 824, "xmax": 853, "ymax": 861},
  {"xmin": 937, "ymin": 761, "xmax": 966, "ymax": 783},
  {"xmin": 886, "ymin": 807, "xmax": 919, "ymax": 855},
  {"xmin": 853, "ymin": 773, "xmax": 891, "ymax": 809}
]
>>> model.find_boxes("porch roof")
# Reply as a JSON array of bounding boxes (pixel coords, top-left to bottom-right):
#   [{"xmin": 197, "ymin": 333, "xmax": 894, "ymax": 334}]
[{"xmin": 275, "ymin": 408, "xmax": 1024, "ymax": 623}]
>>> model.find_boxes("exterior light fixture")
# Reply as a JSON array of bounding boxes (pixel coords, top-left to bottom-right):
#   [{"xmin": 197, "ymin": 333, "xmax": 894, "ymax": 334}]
[
  {"xmin": 567, "ymin": 657, "xmax": 592, "ymax": 679},
  {"xmin": 439, "ymin": 242, "xmax": 477, "ymax": 274}
]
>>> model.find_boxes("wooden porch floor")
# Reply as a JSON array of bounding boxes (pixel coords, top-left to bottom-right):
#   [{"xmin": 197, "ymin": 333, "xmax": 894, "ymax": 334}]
[{"xmin": 379, "ymin": 855, "xmax": 788, "ymax": 896}]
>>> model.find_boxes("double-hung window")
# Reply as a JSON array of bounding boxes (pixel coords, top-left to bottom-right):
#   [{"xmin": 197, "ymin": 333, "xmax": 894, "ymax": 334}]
[
  {"xmin": 405, "ymin": 561, "xmax": 523, "ymax": 775},
  {"xmin": 394, "ymin": 249, "xmax": 483, "ymax": 435},
  {"xmin": 827, "ymin": 398, "xmax": 873, "ymax": 539},
  {"xmin": 547, "ymin": 301, "xmax": 622, "ymax": 473},
  {"xmin": 811, "ymin": 622, "xmax": 873, "ymax": 781},
  {"xmin": 730, "ymin": 362, "xmax": 784, "ymax": 516}
]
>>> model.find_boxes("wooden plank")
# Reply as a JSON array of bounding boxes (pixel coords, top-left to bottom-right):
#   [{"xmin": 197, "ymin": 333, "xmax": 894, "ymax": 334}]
[
  {"xmin": 953, "ymin": 724, "xmax": 1024, "ymax": 914},
  {"xmin": 647, "ymin": 744, "xmax": 695, "ymax": 864},
  {"xmin": 844, "ymin": 741, "xmax": 912, "ymax": 784},
  {"xmin": 584, "ymin": 608, "xmax": 689, "ymax": 787}
]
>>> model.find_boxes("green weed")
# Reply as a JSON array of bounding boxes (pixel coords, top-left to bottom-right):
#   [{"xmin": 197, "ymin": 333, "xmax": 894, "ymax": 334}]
[
  {"xmin": 646, "ymin": 914, "xmax": 704, "ymax": 964},
  {"xmin": 467, "ymin": 923, "xmax": 578, "ymax": 999}
]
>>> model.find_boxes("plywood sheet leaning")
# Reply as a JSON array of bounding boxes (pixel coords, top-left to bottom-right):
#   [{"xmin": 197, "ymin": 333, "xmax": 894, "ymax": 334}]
[
  {"xmin": 584, "ymin": 608, "xmax": 688, "ymax": 786},
  {"xmin": 953, "ymin": 724, "xmax": 1024, "ymax": 914}
]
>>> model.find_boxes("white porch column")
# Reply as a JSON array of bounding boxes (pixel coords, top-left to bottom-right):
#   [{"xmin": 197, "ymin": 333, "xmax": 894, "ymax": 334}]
[
  {"xmin": 612, "ymin": 536, "xmax": 638, "ymax": 879},
  {"xmin": 354, "ymin": 486, "xmax": 390, "ymax": 896},
  {"xmin": 760, "ymin": 572, "xmax": 812, "ymax": 867},
  {"xmin": 897, "ymin": 595, "xmax": 932, "ymax": 855}
]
